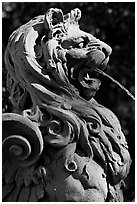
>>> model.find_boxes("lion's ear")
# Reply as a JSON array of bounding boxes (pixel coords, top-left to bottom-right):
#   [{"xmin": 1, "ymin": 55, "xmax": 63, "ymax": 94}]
[
  {"xmin": 44, "ymin": 8, "xmax": 64, "ymax": 32},
  {"xmin": 70, "ymin": 8, "xmax": 81, "ymax": 23}
]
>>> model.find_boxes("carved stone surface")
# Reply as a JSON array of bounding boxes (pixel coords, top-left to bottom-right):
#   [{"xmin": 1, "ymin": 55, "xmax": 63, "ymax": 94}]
[{"xmin": 3, "ymin": 8, "xmax": 131, "ymax": 202}]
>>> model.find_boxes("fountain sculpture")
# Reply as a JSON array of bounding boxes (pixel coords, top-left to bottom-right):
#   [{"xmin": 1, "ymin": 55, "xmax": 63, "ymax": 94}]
[{"xmin": 3, "ymin": 8, "xmax": 131, "ymax": 202}]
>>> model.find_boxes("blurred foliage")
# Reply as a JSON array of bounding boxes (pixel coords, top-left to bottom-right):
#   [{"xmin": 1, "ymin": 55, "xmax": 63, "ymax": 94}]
[{"xmin": 2, "ymin": 2, "xmax": 135, "ymax": 201}]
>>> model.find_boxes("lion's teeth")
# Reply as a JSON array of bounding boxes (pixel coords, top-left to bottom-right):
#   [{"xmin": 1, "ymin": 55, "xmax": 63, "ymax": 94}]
[{"xmin": 85, "ymin": 73, "xmax": 90, "ymax": 80}]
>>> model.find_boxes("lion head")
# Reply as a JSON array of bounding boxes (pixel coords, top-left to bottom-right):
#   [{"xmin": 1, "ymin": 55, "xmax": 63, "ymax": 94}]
[
  {"xmin": 38, "ymin": 8, "xmax": 112, "ymax": 101},
  {"xmin": 5, "ymin": 8, "xmax": 112, "ymax": 112}
]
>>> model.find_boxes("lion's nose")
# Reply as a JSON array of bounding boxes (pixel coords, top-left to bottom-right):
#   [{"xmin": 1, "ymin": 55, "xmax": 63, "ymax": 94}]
[
  {"xmin": 99, "ymin": 42, "xmax": 112, "ymax": 58},
  {"xmin": 87, "ymin": 37, "xmax": 112, "ymax": 58}
]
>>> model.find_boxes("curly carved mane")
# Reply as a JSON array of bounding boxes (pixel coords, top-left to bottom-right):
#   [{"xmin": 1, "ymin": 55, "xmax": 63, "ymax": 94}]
[{"xmin": 3, "ymin": 8, "xmax": 131, "ymax": 202}]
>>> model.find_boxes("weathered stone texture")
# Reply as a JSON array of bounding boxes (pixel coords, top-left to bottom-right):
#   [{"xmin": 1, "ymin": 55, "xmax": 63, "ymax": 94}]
[{"xmin": 3, "ymin": 8, "xmax": 131, "ymax": 202}]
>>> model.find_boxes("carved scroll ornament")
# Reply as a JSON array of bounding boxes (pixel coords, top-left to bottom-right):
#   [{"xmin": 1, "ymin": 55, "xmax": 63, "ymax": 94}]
[{"xmin": 3, "ymin": 8, "xmax": 131, "ymax": 202}]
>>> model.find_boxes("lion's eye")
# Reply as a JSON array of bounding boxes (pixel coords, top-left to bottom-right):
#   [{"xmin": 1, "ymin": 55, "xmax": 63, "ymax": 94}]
[
  {"xmin": 78, "ymin": 42, "xmax": 84, "ymax": 48},
  {"xmin": 75, "ymin": 41, "xmax": 84, "ymax": 48}
]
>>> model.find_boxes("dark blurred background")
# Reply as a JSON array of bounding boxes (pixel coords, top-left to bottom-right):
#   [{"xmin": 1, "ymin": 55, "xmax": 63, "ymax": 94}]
[{"xmin": 2, "ymin": 2, "xmax": 135, "ymax": 201}]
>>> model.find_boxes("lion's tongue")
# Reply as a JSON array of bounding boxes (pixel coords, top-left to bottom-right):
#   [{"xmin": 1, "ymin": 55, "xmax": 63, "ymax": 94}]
[
  {"xmin": 79, "ymin": 76, "xmax": 101, "ymax": 100},
  {"xmin": 81, "ymin": 79, "xmax": 101, "ymax": 100}
]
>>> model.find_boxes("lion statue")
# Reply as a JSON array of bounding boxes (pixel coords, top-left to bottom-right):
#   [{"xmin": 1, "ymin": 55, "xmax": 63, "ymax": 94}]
[{"xmin": 3, "ymin": 8, "xmax": 131, "ymax": 202}]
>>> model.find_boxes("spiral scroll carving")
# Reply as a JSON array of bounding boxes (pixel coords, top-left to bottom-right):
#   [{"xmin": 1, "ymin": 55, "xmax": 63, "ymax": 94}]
[
  {"xmin": 86, "ymin": 116, "xmax": 102, "ymax": 135},
  {"xmin": 2, "ymin": 113, "xmax": 43, "ymax": 167}
]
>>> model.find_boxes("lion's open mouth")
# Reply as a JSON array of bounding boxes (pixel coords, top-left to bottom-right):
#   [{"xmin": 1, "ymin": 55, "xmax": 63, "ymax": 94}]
[
  {"xmin": 65, "ymin": 47, "xmax": 109, "ymax": 100},
  {"xmin": 78, "ymin": 66, "xmax": 135, "ymax": 101},
  {"xmin": 66, "ymin": 54, "xmax": 135, "ymax": 101}
]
